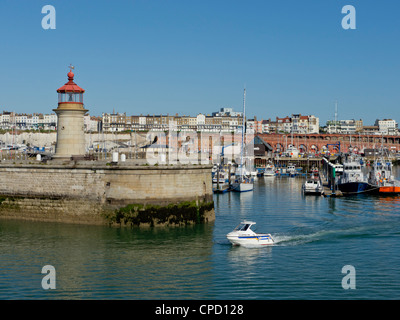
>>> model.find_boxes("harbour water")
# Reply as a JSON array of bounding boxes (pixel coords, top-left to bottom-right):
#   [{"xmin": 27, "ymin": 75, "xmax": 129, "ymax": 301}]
[{"xmin": 1, "ymin": 168, "xmax": 400, "ymax": 300}]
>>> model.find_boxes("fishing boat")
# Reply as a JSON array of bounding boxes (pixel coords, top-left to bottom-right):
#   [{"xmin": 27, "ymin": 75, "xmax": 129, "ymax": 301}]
[
  {"xmin": 368, "ymin": 159, "xmax": 400, "ymax": 194},
  {"xmin": 226, "ymin": 221, "xmax": 274, "ymax": 246},
  {"xmin": 337, "ymin": 159, "xmax": 372, "ymax": 195}
]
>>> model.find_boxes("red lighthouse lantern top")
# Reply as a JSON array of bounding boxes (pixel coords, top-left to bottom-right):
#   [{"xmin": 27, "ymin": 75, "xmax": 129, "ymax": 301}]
[
  {"xmin": 57, "ymin": 65, "xmax": 85, "ymax": 104},
  {"xmin": 57, "ymin": 66, "xmax": 85, "ymax": 94}
]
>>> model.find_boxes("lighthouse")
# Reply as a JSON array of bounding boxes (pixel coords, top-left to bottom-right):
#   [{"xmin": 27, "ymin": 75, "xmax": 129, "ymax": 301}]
[{"xmin": 53, "ymin": 67, "xmax": 88, "ymax": 159}]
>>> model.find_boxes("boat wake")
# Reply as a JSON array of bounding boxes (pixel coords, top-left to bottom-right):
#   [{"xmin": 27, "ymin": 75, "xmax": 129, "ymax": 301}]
[
  {"xmin": 223, "ymin": 221, "xmax": 395, "ymax": 248},
  {"xmin": 271, "ymin": 233, "xmax": 322, "ymax": 246},
  {"xmin": 271, "ymin": 225, "xmax": 380, "ymax": 246}
]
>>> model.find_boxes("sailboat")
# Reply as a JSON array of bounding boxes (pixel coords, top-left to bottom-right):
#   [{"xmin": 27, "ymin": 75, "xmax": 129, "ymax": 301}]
[{"xmin": 232, "ymin": 88, "xmax": 254, "ymax": 192}]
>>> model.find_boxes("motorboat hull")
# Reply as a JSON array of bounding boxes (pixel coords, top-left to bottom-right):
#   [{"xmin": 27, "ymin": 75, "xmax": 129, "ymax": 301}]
[
  {"xmin": 303, "ymin": 187, "xmax": 323, "ymax": 195},
  {"xmin": 227, "ymin": 233, "xmax": 274, "ymax": 246},
  {"xmin": 264, "ymin": 172, "xmax": 275, "ymax": 177},
  {"xmin": 302, "ymin": 180, "xmax": 323, "ymax": 195}
]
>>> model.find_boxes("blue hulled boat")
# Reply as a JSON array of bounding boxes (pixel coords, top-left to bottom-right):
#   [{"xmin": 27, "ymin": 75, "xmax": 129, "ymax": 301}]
[{"xmin": 337, "ymin": 159, "xmax": 372, "ymax": 195}]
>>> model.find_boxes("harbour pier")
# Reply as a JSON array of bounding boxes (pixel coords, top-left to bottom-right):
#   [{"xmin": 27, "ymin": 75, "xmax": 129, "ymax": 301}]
[
  {"xmin": 320, "ymin": 157, "xmax": 343, "ymax": 197},
  {"xmin": 0, "ymin": 69, "xmax": 215, "ymax": 226}
]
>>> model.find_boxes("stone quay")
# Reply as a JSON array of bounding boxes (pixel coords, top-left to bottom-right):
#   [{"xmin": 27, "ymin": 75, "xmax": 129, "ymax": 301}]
[{"xmin": 0, "ymin": 69, "xmax": 214, "ymax": 226}]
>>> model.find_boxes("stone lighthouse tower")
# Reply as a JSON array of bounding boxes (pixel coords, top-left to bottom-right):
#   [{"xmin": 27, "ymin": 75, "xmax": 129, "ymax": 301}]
[{"xmin": 53, "ymin": 67, "xmax": 88, "ymax": 159}]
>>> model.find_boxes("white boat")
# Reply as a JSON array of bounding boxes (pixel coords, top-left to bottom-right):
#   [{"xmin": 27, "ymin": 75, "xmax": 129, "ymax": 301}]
[
  {"xmin": 212, "ymin": 177, "xmax": 226, "ymax": 184},
  {"xmin": 337, "ymin": 158, "xmax": 371, "ymax": 195},
  {"xmin": 226, "ymin": 221, "xmax": 274, "ymax": 246},
  {"xmin": 264, "ymin": 164, "xmax": 275, "ymax": 177},
  {"xmin": 302, "ymin": 178, "xmax": 323, "ymax": 195},
  {"xmin": 212, "ymin": 170, "xmax": 228, "ymax": 184},
  {"xmin": 287, "ymin": 165, "xmax": 296, "ymax": 177},
  {"xmin": 231, "ymin": 177, "xmax": 254, "ymax": 192}
]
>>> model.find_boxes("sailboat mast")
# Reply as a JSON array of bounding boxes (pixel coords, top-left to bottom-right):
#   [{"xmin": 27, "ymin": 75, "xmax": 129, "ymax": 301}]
[
  {"xmin": 240, "ymin": 88, "xmax": 246, "ymax": 176},
  {"xmin": 335, "ymin": 100, "xmax": 338, "ymax": 133}
]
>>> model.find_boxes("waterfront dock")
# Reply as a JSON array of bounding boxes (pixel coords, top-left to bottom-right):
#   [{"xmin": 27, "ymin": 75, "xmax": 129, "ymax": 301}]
[
  {"xmin": 319, "ymin": 170, "xmax": 343, "ymax": 197},
  {"xmin": 320, "ymin": 158, "xmax": 343, "ymax": 197}
]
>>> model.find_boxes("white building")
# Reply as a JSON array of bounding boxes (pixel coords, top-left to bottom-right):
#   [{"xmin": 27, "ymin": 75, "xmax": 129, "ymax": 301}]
[
  {"xmin": 84, "ymin": 115, "xmax": 99, "ymax": 132},
  {"xmin": 196, "ymin": 113, "xmax": 205, "ymax": 125},
  {"xmin": 308, "ymin": 115, "xmax": 319, "ymax": 133},
  {"xmin": 246, "ymin": 119, "xmax": 255, "ymax": 134},
  {"xmin": 212, "ymin": 107, "xmax": 243, "ymax": 118},
  {"xmin": 0, "ymin": 112, "xmax": 12, "ymax": 129},
  {"xmin": 375, "ymin": 119, "xmax": 398, "ymax": 135},
  {"xmin": 326, "ymin": 119, "xmax": 356, "ymax": 134},
  {"xmin": 261, "ymin": 120, "xmax": 270, "ymax": 133}
]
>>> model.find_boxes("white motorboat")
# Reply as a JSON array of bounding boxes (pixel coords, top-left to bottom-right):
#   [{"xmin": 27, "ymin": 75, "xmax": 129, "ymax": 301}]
[
  {"xmin": 264, "ymin": 164, "xmax": 275, "ymax": 177},
  {"xmin": 302, "ymin": 178, "xmax": 323, "ymax": 195},
  {"xmin": 212, "ymin": 170, "xmax": 228, "ymax": 184},
  {"xmin": 226, "ymin": 221, "xmax": 274, "ymax": 246},
  {"xmin": 287, "ymin": 165, "xmax": 296, "ymax": 177}
]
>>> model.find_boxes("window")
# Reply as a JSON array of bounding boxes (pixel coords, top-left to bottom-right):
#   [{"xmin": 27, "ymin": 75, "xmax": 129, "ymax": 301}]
[{"xmin": 58, "ymin": 92, "xmax": 83, "ymax": 103}]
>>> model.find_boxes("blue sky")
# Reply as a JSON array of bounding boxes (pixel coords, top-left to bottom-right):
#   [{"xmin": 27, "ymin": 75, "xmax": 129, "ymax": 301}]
[{"xmin": 1, "ymin": 0, "xmax": 399, "ymax": 125}]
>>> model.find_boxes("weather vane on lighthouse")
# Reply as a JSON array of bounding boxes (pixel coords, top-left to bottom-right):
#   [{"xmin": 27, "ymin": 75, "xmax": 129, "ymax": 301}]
[{"xmin": 68, "ymin": 64, "xmax": 75, "ymax": 71}]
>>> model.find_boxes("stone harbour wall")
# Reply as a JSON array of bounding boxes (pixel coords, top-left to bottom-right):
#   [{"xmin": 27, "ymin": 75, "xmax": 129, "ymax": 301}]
[{"xmin": 0, "ymin": 162, "xmax": 214, "ymax": 226}]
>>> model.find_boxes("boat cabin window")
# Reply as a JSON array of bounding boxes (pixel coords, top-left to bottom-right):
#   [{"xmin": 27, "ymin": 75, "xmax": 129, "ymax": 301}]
[{"xmin": 236, "ymin": 224, "xmax": 250, "ymax": 231}]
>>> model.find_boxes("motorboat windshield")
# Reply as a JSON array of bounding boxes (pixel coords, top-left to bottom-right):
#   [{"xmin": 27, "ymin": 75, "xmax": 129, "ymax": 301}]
[{"xmin": 234, "ymin": 221, "xmax": 256, "ymax": 232}]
